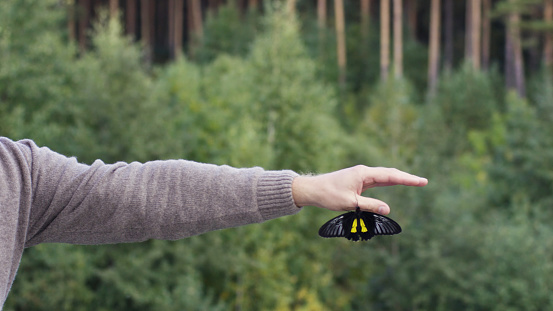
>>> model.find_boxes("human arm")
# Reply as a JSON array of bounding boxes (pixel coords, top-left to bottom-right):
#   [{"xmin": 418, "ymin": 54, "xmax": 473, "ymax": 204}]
[
  {"xmin": 0, "ymin": 138, "xmax": 300, "ymax": 247},
  {"xmin": 2, "ymin": 138, "xmax": 426, "ymax": 248},
  {"xmin": 291, "ymin": 165, "xmax": 428, "ymax": 215}
]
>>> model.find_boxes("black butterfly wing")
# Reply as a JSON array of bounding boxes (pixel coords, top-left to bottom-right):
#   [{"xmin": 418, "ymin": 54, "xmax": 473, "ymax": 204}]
[
  {"xmin": 358, "ymin": 212, "xmax": 402, "ymax": 241},
  {"xmin": 318, "ymin": 208, "xmax": 402, "ymax": 241},
  {"xmin": 370, "ymin": 212, "xmax": 402, "ymax": 236},
  {"xmin": 318, "ymin": 212, "xmax": 355, "ymax": 238}
]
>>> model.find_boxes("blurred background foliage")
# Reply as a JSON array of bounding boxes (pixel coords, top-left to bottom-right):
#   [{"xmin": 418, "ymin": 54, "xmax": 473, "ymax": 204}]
[{"xmin": 2, "ymin": 0, "xmax": 553, "ymax": 310}]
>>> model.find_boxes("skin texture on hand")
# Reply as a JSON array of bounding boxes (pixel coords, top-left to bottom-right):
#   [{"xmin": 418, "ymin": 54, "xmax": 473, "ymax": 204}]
[{"xmin": 291, "ymin": 165, "xmax": 428, "ymax": 215}]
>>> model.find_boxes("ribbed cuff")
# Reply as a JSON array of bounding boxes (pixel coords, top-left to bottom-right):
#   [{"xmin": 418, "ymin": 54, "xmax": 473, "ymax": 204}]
[{"xmin": 257, "ymin": 170, "xmax": 301, "ymax": 221}]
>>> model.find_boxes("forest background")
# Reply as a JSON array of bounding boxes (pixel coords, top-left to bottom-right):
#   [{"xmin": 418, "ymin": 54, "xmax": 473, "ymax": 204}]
[{"xmin": 2, "ymin": 0, "xmax": 553, "ymax": 310}]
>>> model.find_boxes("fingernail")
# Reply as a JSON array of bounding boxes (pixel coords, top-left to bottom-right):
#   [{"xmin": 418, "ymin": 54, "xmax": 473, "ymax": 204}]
[{"xmin": 378, "ymin": 206, "xmax": 387, "ymax": 214}]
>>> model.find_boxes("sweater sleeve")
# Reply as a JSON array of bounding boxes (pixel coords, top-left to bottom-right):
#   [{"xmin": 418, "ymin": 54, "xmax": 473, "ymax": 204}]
[{"xmin": 2, "ymin": 137, "xmax": 301, "ymax": 248}]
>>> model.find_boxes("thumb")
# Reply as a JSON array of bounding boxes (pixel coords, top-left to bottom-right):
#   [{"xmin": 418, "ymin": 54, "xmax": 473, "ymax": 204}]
[{"xmin": 357, "ymin": 195, "xmax": 390, "ymax": 215}]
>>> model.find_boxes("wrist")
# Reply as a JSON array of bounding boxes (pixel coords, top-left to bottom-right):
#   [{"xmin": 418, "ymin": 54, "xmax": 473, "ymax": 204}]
[{"xmin": 291, "ymin": 176, "xmax": 318, "ymax": 207}]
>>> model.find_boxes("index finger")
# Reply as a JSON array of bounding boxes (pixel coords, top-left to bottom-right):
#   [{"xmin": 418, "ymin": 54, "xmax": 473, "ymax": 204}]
[{"xmin": 360, "ymin": 167, "xmax": 428, "ymax": 191}]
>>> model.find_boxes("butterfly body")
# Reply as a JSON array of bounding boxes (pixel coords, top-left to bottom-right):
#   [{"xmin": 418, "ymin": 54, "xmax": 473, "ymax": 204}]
[{"xmin": 318, "ymin": 207, "xmax": 402, "ymax": 241}]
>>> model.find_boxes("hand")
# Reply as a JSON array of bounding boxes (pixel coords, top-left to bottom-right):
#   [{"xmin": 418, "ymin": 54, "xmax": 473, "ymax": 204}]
[{"xmin": 291, "ymin": 165, "xmax": 428, "ymax": 215}]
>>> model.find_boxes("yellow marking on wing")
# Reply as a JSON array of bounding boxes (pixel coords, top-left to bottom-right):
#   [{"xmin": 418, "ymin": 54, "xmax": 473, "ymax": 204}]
[
  {"xmin": 351, "ymin": 219, "xmax": 358, "ymax": 233},
  {"xmin": 359, "ymin": 218, "xmax": 368, "ymax": 233}
]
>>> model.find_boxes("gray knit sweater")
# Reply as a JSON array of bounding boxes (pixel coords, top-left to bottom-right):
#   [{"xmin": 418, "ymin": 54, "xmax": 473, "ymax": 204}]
[{"xmin": 0, "ymin": 137, "xmax": 301, "ymax": 308}]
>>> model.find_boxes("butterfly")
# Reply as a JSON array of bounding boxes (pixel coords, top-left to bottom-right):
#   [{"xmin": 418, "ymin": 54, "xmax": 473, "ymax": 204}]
[{"xmin": 318, "ymin": 207, "xmax": 402, "ymax": 241}]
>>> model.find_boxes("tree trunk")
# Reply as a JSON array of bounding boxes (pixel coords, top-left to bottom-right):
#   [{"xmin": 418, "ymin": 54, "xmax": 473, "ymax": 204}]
[
  {"xmin": 393, "ymin": 0, "xmax": 403, "ymax": 78},
  {"xmin": 444, "ymin": 0, "xmax": 453, "ymax": 70},
  {"xmin": 505, "ymin": 25, "xmax": 514, "ymax": 90},
  {"xmin": 318, "ymin": 0, "xmax": 327, "ymax": 30},
  {"xmin": 406, "ymin": 0, "xmax": 417, "ymax": 40},
  {"xmin": 168, "ymin": 0, "xmax": 175, "ymax": 57},
  {"xmin": 193, "ymin": 0, "xmax": 204, "ymax": 38},
  {"xmin": 361, "ymin": 0, "xmax": 370, "ymax": 44},
  {"xmin": 140, "ymin": 0, "xmax": 152, "ymax": 64},
  {"xmin": 544, "ymin": 0, "xmax": 553, "ymax": 68},
  {"xmin": 188, "ymin": 0, "xmax": 194, "ymax": 41},
  {"xmin": 512, "ymin": 11, "xmax": 526, "ymax": 97},
  {"xmin": 110, "ymin": 0, "xmax": 118, "ymax": 19},
  {"xmin": 471, "ymin": 0, "xmax": 481, "ymax": 70},
  {"xmin": 126, "ymin": 0, "xmax": 137, "ymax": 37},
  {"xmin": 428, "ymin": 0, "xmax": 441, "ymax": 95},
  {"xmin": 381, "ymin": 0, "xmax": 390, "ymax": 81},
  {"xmin": 67, "ymin": 0, "xmax": 76, "ymax": 42},
  {"xmin": 465, "ymin": 0, "xmax": 472, "ymax": 62},
  {"xmin": 237, "ymin": 0, "xmax": 246, "ymax": 16},
  {"xmin": 188, "ymin": 0, "xmax": 204, "ymax": 59},
  {"xmin": 318, "ymin": 0, "xmax": 327, "ymax": 59},
  {"xmin": 506, "ymin": 3, "xmax": 526, "ymax": 97},
  {"xmin": 174, "ymin": 0, "xmax": 183, "ymax": 58},
  {"xmin": 209, "ymin": 0, "xmax": 220, "ymax": 12},
  {"xmin": 249, "ymin": 0, "xmax": 259, "ymax": 11},
  {"xmin": 287, "ymin": 0, "xmax": 297, "ymax": 15},
  {"xmin": 78, "ymin": 0, "xmax": 91, "ymax": 53},
  {"xmin": 335, "ymin": 0, "xmax": 347, "ymax": 88},
  {"xmin": 482, "ymin": 0, "xmax": 491, "ymax": 70}
]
